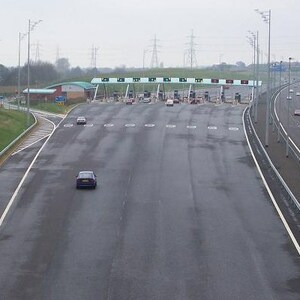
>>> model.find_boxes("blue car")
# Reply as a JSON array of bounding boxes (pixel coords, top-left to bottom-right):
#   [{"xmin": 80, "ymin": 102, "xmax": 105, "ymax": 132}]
[{"xmin": 76, "ymin": 171, "xmax": 97, "ymax": 189}]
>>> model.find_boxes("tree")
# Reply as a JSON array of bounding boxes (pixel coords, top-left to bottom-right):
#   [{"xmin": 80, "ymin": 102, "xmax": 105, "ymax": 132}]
[
  {"xmin": 236, "ymin": 61, "xmax": 246, "ymax": 69},
  {"xmin": 0, "ymin": 64, "xmax": 10, "ymax": 85},
  {"xmin": 55, "ymin": 58, "xmax": 70, "ymax": 74}
]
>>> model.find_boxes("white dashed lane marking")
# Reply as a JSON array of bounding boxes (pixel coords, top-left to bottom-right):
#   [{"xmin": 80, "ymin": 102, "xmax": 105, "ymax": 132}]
[
  {"xmin": 104, "ymin": 123, "xmax": 114, "ymax": 127},
  {"xmin": 62, "ymin": 123, "xmax": 240, "ymax": 132}
]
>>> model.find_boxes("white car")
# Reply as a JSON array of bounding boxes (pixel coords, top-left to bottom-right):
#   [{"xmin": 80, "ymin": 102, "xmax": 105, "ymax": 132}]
[
  {"xmin": 294, "ymin": 109, "xmax": 300, "ymax": 116},
  {"xmin": 296, "ymin": 92, "xmax": 300, "ymax": 96},
  {"xmin": 166, "ymin": 99, "xmax": 174, "ymax": 107},
  {"xmin": 76, "ymin": 116, "xmax": 87, "ymax": 125}
]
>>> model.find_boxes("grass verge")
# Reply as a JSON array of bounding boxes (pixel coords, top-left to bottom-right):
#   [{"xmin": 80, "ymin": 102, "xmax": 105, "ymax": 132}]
[{"xmin": 0, "ymin": 108, "xmax": 35, "ymax": 152}]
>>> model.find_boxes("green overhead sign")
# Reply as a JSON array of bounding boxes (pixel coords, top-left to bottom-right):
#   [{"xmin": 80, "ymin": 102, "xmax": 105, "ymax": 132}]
[{"xmin": 91, "ymin": 77, "xmax": 261, "ymax": 87}]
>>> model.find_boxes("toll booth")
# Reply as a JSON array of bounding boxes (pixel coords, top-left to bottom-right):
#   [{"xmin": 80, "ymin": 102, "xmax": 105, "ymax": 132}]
[
  {"xmin": 235, "ymin": 92, "xmax": 241, "ymax": 103},
  {"xmin": 221, "ymin": 91, "xmax": 225, "ymax": 102},
  {"xmin": 128, "ymin": 90, "xmax": 134, "ymax": 99},
  {"xmin": 144, "ymin": 90, "xmax": 151, "ymax": 98},
  {"xmin": 204, "ymin": 91, "xmax": 210, "ymax": 101},
  {"xmin": 158, "ymin": 91, "xmax": 164, "ymax": 100},
  {"xmin": 189, "ymin": 91, "xmax": 196, "ymax": 99},
  {"xmin": 113, "ymin": 91, "xmax": 119, "ymax": 101}
]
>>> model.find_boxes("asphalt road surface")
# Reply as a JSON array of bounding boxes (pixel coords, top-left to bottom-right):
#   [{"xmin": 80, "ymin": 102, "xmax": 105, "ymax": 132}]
[
  {"xmin": 0, "ymin": 101, "xmax": 299, "ymax": 300},
  {"xmin": 274, "ymin": 82, "xmax": 300, "ymax": 146}
]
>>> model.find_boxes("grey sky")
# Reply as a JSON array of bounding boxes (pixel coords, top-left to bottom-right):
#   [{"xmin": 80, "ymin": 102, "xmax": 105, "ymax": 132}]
[{"xmin": 0, "ymin": 0, "xmax": 299, "ymax": 68}]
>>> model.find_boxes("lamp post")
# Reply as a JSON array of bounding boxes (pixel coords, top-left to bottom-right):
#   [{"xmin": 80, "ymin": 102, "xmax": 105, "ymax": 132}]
[
  {"xmin": 142, "ymin": 49, "xmax": 149, "ymax": 93},
  {"xmin": 277, "ymin": 60, "xmax": 283, "ymax": 142},
  {"xmin": 18, "ymin": 32, "xmax": 27, "ymax": 111},
  {"xmin": 26, "ymin": 19, "xmax": 42, "ymax": 126},
  {"xmin": 247, "ymin": 31, "xmax": 256, "ymax": 119},
  {"xmin": 255, "ymin": 31, "xmax": 259, "ymax": 123},
  {"xmin": 286, "ymin": 57, "xmax": 293, "ymax": 157},
  {"xmin": 255, "ymin": 9, "xmax": 271, "ymax": 147}
]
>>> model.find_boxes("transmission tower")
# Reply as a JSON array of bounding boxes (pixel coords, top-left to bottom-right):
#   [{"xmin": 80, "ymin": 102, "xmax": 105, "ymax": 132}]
[
  {"xmin": 150, "ymin": 34, "xmax": 160, "ymax": 68},
  {"xmin": 185, "ymin": 30, "xmax": 198, "ymax": 69},
  {"xmin": 90, "ymin": 45, "xmax": 99, "ymax": 69},
  {"xmin": 56, "ymin": 46, "xmax": 60, "ymax": 62},
  {"xmin": 34, "ymin": 41, "xmax": 41, "ymax": 62}
]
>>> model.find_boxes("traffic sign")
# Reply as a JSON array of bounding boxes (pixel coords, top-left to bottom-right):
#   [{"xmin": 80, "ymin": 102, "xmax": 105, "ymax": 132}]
[{"xmin": 55, "ymin": 96, "xmax": 66, "ymax": 102}]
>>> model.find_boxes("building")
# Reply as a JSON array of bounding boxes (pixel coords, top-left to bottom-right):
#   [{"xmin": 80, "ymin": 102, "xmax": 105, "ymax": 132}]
[{"xmin": 46, "ymin": 81, "xmax": 96, "ymax": 101}]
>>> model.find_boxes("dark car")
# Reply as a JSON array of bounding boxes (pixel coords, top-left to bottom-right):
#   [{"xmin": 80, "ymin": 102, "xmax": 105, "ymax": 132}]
[
  {"xmin": 76, "ymin": 116, "xmax": 87, "ymax": 125},
  {"xmin": 76, "ymin": 171, "xmax": 97, "ymax": 189},
  {"xmin": 126, "ymin": 98, "xmax": 133, "ymax": 105}
]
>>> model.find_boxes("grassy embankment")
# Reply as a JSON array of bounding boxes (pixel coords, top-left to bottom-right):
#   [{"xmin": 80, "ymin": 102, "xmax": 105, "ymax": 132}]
[{"xmin": 0, "ymin": 108, "xmax": 34, "ymax": 152}]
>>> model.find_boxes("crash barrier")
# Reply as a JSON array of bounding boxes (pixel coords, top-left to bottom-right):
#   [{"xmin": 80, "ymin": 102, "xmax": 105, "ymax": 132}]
[{"xmin": 249, "ymin": 85, "xmax": 300, "ymax": 212}]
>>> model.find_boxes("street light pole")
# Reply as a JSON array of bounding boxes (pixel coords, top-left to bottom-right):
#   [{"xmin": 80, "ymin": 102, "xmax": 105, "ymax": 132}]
[
  {"xmin": 142, "ymin": 49, "xmax": 148, "ymax": 94},
  {"xmin": 255, "ymin": 9, "xmax": 271, "ymax": 147},
  {"xmin": 255, "ymin": 31, "xmax": 259, "ymax": 123},
  {"xmin": 26, "ymin": 19, "xmax": 42, "ymax": 126},
  {"xmin": 18, "ymin": 32, "xmax": 27, "ymax": 111},
  {"xmin": 248, "ymin": 31, "xmax": 256, "ymax": 119},
  {"xmin": 286, "ymin": 57, "xmax": 293, "ymax": 157},
  {"xmin": 277, "ymin": 60, "xmax": 283, "ymax": 142}
]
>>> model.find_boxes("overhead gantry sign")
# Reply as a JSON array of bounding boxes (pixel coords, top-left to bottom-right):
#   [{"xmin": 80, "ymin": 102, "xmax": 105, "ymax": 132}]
[{"xmin": 91, "ymin": 77, "xmax": 262, "ymax": 86}]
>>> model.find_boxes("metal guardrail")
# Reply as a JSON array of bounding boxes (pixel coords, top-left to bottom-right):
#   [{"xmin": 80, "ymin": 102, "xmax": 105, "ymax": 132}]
[
  {"xmin": 249, "ymin": 85, "xmax": 300, "ymax": 212},
  {"xmin": 272, "ymin": 83, "xmax": 300, "ymax": 163}
]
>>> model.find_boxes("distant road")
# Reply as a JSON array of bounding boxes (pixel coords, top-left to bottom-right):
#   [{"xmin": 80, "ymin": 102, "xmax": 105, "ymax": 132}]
[
  {"xmin": 0, "ymin": 102, "xmax": 299, "ymax": 299},
  {"xmin": 274, "ymin": 83, "xmax": 300, "ymax": 148}
]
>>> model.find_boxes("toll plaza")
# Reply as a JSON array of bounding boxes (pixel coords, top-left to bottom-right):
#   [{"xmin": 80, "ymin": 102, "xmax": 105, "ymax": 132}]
[{"xmin": 91, "ymin": 77, "xmax": 262, "ymax": 103}]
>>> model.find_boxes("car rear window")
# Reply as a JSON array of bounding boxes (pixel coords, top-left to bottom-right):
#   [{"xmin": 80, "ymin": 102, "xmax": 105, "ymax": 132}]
[{"xmin": 78, "ymin": 172, "xmax": 93, "ymax": 178}]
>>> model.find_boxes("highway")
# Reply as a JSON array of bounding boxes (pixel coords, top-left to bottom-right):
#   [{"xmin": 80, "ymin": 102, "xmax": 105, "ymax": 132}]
[
  {"xmin": 0, "ymin": 101, "xmax": 299, "ymax": 299},
  {"xmin": 274, "ymin": 83, "xmax": 300, "ymax": 147}
]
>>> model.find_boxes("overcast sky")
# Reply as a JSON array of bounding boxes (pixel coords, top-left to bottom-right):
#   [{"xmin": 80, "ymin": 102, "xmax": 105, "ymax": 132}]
[{"xmin": 0, "ymin": 0, "xmax": 299, "ymax": 68}]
